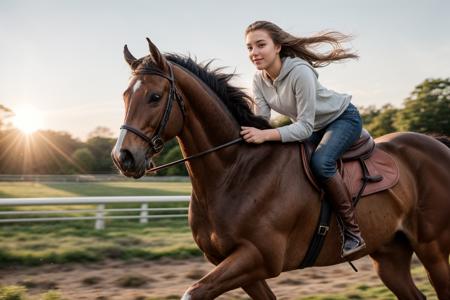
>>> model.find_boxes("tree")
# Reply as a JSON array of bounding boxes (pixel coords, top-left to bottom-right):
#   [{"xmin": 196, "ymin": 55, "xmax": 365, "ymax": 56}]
[
  {"xmin": 151, "ymin": 139, "xmax": 187, "ymax": 176},
  {"xmin": 363, "ymin": 104, "xmax": 399, "ymax": 138},
  {"xmin": 71, "ymin": 148, "xmax": 95, "ymax": 173},
  {"xmin": 0, "ymin": 104, "xmax": 13, "ymax": 130},
  {"xmin": 87, "ymin": 126, "xmax": 115, "ymax": 139},
  {"xmin": 86, "ymin": 136, "xmax": 116, "ymax": 173},
  {"xmin": 359, "ymin": 105, "xmax": 380, "ymax": 127},
  {"xmin": 161, "ymin": 146, "xmax": 187, "ymax": 176},
  {"xmin": 0, "ymin": 129, "xmax": 84, "ymax": 174},
  {"xmin": 30, "ymin": 130, "xmax": 84, "ymax": 174},
  {"xmin": 395, "ymin": 78, "xmax": 450, "ymax": 135}
]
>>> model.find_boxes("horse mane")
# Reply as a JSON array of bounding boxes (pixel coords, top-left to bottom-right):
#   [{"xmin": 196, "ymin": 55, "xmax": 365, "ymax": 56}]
[
  {"xmin": 428, "ymin": 133, "xmax": 450, "ymax": 148},
  {"xmin": 162, "ymin": 54, "xmax": 272, "ymax": 130}
]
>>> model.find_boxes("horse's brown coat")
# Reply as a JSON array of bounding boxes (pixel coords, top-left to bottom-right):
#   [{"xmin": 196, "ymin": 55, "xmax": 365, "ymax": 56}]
[{"xmin": 112, "ymin": 40, "xmax": 450, "ymax": 300}]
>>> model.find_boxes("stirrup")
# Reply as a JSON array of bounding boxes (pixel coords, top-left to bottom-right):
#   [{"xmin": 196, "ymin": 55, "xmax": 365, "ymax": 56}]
[{"xmin": 342, "ymin": 240, "xmax": 366, "ymax": 258}]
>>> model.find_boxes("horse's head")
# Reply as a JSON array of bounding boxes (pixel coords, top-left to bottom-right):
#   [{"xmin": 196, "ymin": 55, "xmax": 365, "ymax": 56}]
[{"xmin": 111, "ymin": 39, "xmax": 185, "ymax": 178}]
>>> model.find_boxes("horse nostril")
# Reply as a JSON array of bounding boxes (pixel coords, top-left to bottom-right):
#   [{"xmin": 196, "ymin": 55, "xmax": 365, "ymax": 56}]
[{"xmin": 119, "ymin": 149, "xmax": 135, "ymax": 170}]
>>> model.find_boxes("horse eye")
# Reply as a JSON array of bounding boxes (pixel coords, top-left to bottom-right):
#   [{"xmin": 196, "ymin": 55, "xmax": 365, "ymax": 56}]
[{"xmin": 149, "ymin": 93, "xmax": 161, "ymax": 102}]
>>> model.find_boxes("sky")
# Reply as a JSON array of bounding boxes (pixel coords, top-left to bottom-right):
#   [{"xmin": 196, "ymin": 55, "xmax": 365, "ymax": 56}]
[{"xmin": 1, "ymin": 0, "xmax": 449, "ymax": 140}]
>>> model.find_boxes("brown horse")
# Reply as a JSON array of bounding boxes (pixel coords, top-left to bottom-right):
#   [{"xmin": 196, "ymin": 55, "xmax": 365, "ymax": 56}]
[{"xmin": 111, "ymin": 39, "xmax": 450, "ymax": 300}]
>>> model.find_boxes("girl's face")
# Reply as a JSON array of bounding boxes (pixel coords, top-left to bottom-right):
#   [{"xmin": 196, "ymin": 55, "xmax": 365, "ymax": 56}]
[{"xmin": 245, "ymin": 29, "xmax": 281, "ymax": 71}]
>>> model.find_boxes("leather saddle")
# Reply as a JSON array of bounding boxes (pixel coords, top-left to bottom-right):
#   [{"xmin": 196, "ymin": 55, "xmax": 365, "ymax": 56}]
[
  {"xmin": 298, "ymin": 129, "xmax": 400, "ymax": 269},
  {"xmin": 301, "ymin": 129, "xmax": 399, "ymax": 202}
]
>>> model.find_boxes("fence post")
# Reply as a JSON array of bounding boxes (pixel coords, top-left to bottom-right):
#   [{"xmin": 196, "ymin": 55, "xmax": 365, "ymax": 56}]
[
  {"xmin": 95, "ymin": 204, "xmax": 105, "ymax": 230},
  {"xmin": 140, "ymin": 203, "xmax": 148, "ymax": 224}
]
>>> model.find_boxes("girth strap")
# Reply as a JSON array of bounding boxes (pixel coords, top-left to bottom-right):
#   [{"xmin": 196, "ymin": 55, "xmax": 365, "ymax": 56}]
[
  {"xmin": 299, "ymin": 191, "xmax": 332, "ymax": 269},
  {"xmin": 299, "ymin": 155, "xmax": 384, "ymax": 269}
]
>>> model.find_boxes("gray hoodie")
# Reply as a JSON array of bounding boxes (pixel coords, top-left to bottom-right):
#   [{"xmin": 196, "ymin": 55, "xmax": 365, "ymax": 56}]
[{"xmin": 252, "ymin": 56, "xmax": 351, "ymax": 142}]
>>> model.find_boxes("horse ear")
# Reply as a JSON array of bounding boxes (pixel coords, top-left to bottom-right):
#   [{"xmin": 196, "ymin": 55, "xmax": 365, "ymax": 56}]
[
  {"xmin": 124, "ymin": 45, "xmax": 138, "ymax": 70},
  {"xmin": 146, "ymin": 38, "xmax": 168, "ymax": 71}
]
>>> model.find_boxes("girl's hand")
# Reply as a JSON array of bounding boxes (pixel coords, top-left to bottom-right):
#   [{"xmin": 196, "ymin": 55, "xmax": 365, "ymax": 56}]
[{"xmin": 240, "ymin": 126, "xmax": 267, "ymax": 144}]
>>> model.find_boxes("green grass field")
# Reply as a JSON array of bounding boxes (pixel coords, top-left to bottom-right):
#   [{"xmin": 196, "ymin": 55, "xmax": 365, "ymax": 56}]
[
  {"xmin": 0, "ymin": 219, "xmax": 200, "ymax": 266},
  {"xmin": 0, "ymin": 181, "xmax": 192, "ymax": 198},
  {"xmin": 0, "ymin": 180, "xmax": 198, "ymax": 266}
]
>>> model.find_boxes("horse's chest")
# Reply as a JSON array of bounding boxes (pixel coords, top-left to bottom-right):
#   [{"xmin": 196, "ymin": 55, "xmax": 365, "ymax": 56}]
[
  {"xmin": 191, "ymin": 217, "xmax": 235, "ymax": 262},
  {"xmin": 197, "ymin": 231, "xmax": 225, "ymax": 254},
  {"xmin": 189, "ymin": 194, "xmax": 247, "ymax": 261}
]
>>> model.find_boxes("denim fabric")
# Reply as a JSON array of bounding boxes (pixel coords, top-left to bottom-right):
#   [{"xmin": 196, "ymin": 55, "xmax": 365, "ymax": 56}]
[{"xmin": 308, "ymin": 103, "xmax": 363, "ymax": 182}]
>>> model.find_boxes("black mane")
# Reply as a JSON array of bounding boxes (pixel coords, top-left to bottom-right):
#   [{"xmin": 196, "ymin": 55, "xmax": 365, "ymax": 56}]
[{"xmin": 157, "ymin": 54, "xmax": 272, "ymax": 129}]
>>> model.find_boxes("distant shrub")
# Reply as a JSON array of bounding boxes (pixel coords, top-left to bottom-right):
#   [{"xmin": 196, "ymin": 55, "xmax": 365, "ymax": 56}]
[
  {"xmin": 40, "ymin": 290, "xmax": 65, "ymax": 300},
  {"xmin": 357, "ymin": 284, "xmax": 369, "ymax": 291},
  {"xmin": 0, "ymin": 285, "xmax": 27, "ymax": 300}
]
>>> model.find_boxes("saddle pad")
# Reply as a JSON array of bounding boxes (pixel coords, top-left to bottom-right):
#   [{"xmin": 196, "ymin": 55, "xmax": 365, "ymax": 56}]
[
  {"xmin": 341, "ymin": 148, "xmax": 399, "ymax": 197},
  {"xmin": 301, "ymin": 145, "xmax": 400, "ymax": 199}
]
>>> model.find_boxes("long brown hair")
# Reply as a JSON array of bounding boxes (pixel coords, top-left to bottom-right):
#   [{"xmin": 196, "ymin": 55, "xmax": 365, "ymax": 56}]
[{"xmin": 246, "ymin": 21, "xmax": 358, "ymax": 68}]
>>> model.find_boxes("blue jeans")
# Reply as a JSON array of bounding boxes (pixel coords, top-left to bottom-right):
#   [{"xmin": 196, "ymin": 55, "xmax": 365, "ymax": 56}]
[{"xmin": 308, "ymin": 103, "xmax": 363, "ymax": 182}]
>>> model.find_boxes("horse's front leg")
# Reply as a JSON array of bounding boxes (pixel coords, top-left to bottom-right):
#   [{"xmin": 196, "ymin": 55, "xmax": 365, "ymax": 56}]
[
  {"xmin": 242, "ymin": 280, "xmax": 276, "ymax": 300},
  {"xmin": 181, "ymin": 244, "xmax": 280, "ymax": 300}
]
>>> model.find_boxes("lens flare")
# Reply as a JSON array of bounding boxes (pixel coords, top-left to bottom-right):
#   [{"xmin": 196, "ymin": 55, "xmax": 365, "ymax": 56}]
[{"xmin": 12, "ymin": 105, "xmax": 44, "ymax": 134}]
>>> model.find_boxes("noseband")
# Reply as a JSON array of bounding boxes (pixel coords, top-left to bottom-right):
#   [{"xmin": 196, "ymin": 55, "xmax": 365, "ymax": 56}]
[{"xmin": 120, "ymin": 63, "xmax": 186, "ymax": 153}]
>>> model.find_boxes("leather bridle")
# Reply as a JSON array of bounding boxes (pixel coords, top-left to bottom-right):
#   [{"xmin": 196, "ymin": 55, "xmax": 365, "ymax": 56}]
[
  {"xmin": 120, "ymin": 62, "xmax": 186, "ymax": 154},
  {"xmin": 119, "ymin": 62, "xmax": 243, "ymax": 173}
]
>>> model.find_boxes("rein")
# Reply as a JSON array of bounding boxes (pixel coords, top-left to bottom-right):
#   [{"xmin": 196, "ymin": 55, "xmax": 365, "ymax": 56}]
[
  {"xmin": 147, "ymin": 137, "xmax": 243, "ymax": 173},
  {"xmin": 119, "ymin": 62, "xmax": 244, "ymax": 174}
]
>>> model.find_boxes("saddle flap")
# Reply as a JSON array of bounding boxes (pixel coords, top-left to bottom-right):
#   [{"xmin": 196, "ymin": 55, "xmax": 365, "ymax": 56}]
[
  {"xmin": 343, "ymin": 148, "xmax": 399, "ymax": 197},
  {"xmin": 301, "ymin": 144, "xmax": 400, "ymax": 200}
]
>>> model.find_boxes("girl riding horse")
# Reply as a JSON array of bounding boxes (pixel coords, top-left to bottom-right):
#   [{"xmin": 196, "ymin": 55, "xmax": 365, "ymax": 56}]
[{"xmin": 243, "ymin": 21, "xmax": 365, "ymax": 257}]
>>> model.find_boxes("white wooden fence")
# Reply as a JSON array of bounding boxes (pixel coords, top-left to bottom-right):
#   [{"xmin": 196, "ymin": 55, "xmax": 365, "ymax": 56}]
[{"xmin": 0, "ymin": 196, "xmax": 190, "ymax": 230}]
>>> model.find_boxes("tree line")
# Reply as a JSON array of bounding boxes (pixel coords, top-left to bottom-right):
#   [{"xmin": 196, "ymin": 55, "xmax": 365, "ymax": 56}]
[
  {"xmin": 274, "ymin": 78, "xmax": 449, "ymax": 138},
  {"xmin": 360, "ymin": 78, "xmax": 449, "ymax": 137},
  {"xmin": 0, "ymin": 125, "xmax": 186, "ymax": 176},
  {"xmin": 0, "ymin": 78, "xmax": 448, "ymax": 175}
]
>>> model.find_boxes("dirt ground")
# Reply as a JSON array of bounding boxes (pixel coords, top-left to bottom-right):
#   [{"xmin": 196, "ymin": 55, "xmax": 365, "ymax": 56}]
[{"xmin": 0, "ymin": 256, "xmax": 392, "ymax": 300}]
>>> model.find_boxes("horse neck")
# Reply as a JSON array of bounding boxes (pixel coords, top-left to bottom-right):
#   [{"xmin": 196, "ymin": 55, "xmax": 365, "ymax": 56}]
[
  {"xmin": 171, "ymin": 66, "xmax": 317, "ymax": 215},
  {"xmin": 173, "ymin": 65, "xmax": 241, "ymax": 189}
]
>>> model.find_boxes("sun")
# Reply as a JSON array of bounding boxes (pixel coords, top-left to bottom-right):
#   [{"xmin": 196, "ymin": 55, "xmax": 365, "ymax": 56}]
[{"xmin": 12, "ymin": 105, "xmax": 44, "ymax": 134}]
